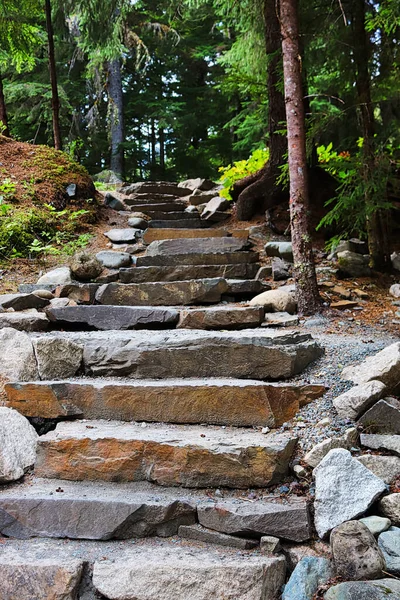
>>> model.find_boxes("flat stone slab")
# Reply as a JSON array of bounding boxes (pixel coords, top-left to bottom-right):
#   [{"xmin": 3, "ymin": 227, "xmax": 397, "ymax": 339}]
[
  {"xmin": 198, "ymin": 498, "xmax": 311, "ymax": 542},
  {"xmin": 119, "ymin": 263, "xmax": 259, "ymax": 283},
  {"xmin": 30, "ymin": 329, "xmax": 323, "ymax": 380},
  {"xmin": 0, "ymin": 310, "xmax": 49, "ymax": 332},
  {"xmin": 146, "ymin": 237, "xmax": 247, "ymax": 256},
  {"xmin": 358, "ymin": 397, "xmax": 400, "ymax": 433},
  {"xmin": 357, "ymin": 454, "xmax": 400, "ymax": 484},
  {"xmin": 128, "ymin": 203, "xmax": 187, "ymax": 212},
  {"xmin": 35, "ymin": 420, "xmax": 297, "ymax": 488},
  {"xmin": 137, "ymin": 251, "xmax": 259, "ymax": 266},
  {"xmin": 45, "ymin": 305, "xmax": 179, "ymax": 330},
  {"xmin": 177, "ymin": 305, "xmax": 264, "ymax": 329},
  {"xmin": 178, "ymin": 524, "xmax": 258, "ymax": 550},
  {"xmin": 4, "ymin": 378, "xmax": 326, "ymax": 426},
  {"xmin": 56, "ymin": 283, "xmax": 100, "ymax": 304},
  {"xmin": 0, "ymin": 479, "xmax": 196, "ymax": 540},
  {"xmin": 143, "ymin": 228, "xmax": 227, "ymax": 243},
  {"xmin": 360, "ymin": 434, "xmax": 400, "ymax": 456},
  {"xmin": 96, "ymin": 251, "xmax": 131, "ymax": 269},
  {"xmin": 148, "ymin": 219, "xmax": 206, "ymax": 228},
  {"xmin": 263, "ymin": 312, "xmax": 300, "ymax": 327},
  {"xmin": 104, "ymin": 228, "xmax": 142, "ymax": 243},
  {"xmin": 95, "ymin": 278, "xmax": 228, "ymax": 306},
  {"xmin": 144, "ymin": 211, "xmax": 199, "ymax": 220},
  {"xmin": 0, "ymin": 293, "xmax": 49, "ymax": 311},
  {"xmin": 224, "ymin": 279, "xmax": 269, "ymax": 296}
]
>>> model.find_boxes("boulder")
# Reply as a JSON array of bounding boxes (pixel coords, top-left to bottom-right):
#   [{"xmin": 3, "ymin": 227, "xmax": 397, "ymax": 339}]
[
  {"xmin": 96, "ymin": 251, "xmax": 132, "ymax": 269},
  {"xmin": 0, "ymin": 407, "xmax": 38, "ymax": 482},
  {"xmin": 304, "ymin": 428, "xmax": 358, "ymax": 468},
  {"xmin": 358, "ymin": 397, "xmax": 400, "ymax": 433},
  {"xmin": 337, "ymin": 250, "xmax": 371, "ymax": 277},
  {"xmin": 201, "ymin": 196, "xmax": 230, "ymax": 220},
  {"xmin": 314, "ymin": 449, "xmax": 386, "ymax": 539},
  {"xmin": 391, "ymin": 252, "xmax": 400, "ymax": 272},
  {"xmin": 390, "ymin": 284, "xmax": 400, "ymax": 298},
  {"xmin": 104, "ymin": 192, "xmax": 126, "ymax": 211},
  {"xmin": 357, "ymin": 455, "xmax": 400, "ymax": 484},
  {"xmin": 0, "ymin": 292, "xmax": 49, "ymax": 311},
  {"xmin": 128, "ymin": 217, "xmax": 148, "ymax": 229},
  {"xmin": 104, "ymin": 228, "xmax": 142, "ymax": 243},
  {"xmin": 324, "ymin": 579, "xmax": 400, "ymax": 599},
  {"xmin": 333, "ymin": 380, "xmax": 387, "ymax": 420},
  {"xmin": 70, "ymin": 252, "xmax": 103, "ymax": 282},
  {"xmin": 359, "ymin": 516, "xmax": 392, "ymax": 536},
  {"xmin": 272, "ymin": 258, "xmax": 291, "ymax": 281},
  {"xmin": 177, "ymin": 306, "xmax": 264, "ymax": 330},
  {"xmin": 0, "ymin": 327, "xmax": 38, "ymax": 384},
  {"xmin": 188, "ymin": 189, "xmax": 220, "ymax": 206},
  {"xmin": 0, "ymin": 310, "xmax": 49, "ymax": 332},
  {"xmin": 331, "ymin": 520, "xmax": 385, "ymax": 580},
  {"xmin": 360, "ymin": 433, "xmax": 400, "ymax": 456},
  {"xmin": 37, "ymin": 267, "xmax": 71, "ymax": 286},
  {"xmin": 178, "ymin": 524, "xmax": 258, "ymax": 550},
  {"xmin": 379, "ymin": 495, "xmax": 400, "ymax": 525},
  {"xmin": 282, "ymin": 557, "xmax": 332, "ymax": 600},
  {"xmin": 342, "ymin": 342, "xmax": 400, "ymax": 392},
  {"xmin": 178, "ymin": 178, "xmax": 216, "ymax": 191},
  {"xmin": 249, "ymin": 288, "xmax": 297, "ymax": 314},
  {"xmin": 378, "ymin": 527, "xmax": 400, "ymax": 576},
  {"xmin": 32, "ymin": 337, "xmax": 83, "ymax": 379},
  {"xmin": 145, "ymin": 236, "xmax": 247, "ymax": 256},
  {"xmin": 265, "ymin": 241, "xmax": 293, "ymax": 263}
]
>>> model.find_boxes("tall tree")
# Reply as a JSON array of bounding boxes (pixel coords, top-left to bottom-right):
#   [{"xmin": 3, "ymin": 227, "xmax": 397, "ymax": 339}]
[
  {"xmin": 45, "ymin": 0, "xmax": 62, "ymax": 150},
  {"xmin": 0, "ymin": 72, "xmax": 10, "ymax": 135},
  {"xmin": 107, "ymin": 57, "xmax": 124, "ymax": 176},
  {"xmin": 279, "ymin": 0, "xmax": 320, "ymax": 315}
]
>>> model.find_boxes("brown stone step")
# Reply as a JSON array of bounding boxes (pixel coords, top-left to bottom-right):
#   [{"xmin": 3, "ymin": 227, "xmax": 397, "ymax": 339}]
[
  {"xmin": 34, "ymin": 420, "xmax": 297, "ymax": 488},
  {"xmin": 4, "ymin": 378, "xmax": 326, "ymax": 425},
  {"xmin": 137, "ymin": 251, "xmax": 259, "ymax": 266},
  {"xmin": 177, "ymin": 305, "xmax": 264, "ymax": 329},
  {"xmin": 119, "ymin": 263, "xmax": 259, "ymax": 283}
]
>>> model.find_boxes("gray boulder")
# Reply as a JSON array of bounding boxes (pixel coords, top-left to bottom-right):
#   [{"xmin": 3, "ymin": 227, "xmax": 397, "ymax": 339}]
[
  {"xmin": 202, "ymin": 196, "xmax": 230, "ymax": 220},
  {"xmin": 378, "ymin": 527, "xmax": 400, "ymax": 576},
  {"xmin": 104, "ymin": 228, "xmax": 142, "ymax": 243},
  {"xmin": 104, "ymin": 192, "xmax": 126, "ymax": 211},
  {"xmin": 304, "ymin": 428, "xmax": 358, "ymax": 468},
  {"xmin": 0, "ymin": 293, "xmax": 49, "ymax": 311},
  {"xmin": 358, "ymin": 397, "xmax": 400, "ymax": 433},
  {"xmin": 282, "ymin": 556, "xmax": 332, "ymax": 600},
  {"xmin": 333, "ymin": 380, "xmax": 387, "ymax": 420},
  {"xmin": 0, "ymin": 327, "xmax": 38, "ymax": 383},
  {"xmin": 32, "ymin": 337, "xmax": 83, "ymax": 379},
  {"xmin": 128, "ymin": 217, "xmax": 148, "ymax": 229},
  {"xmin": 265, "ymin": 241, "xmax": 293, "ymax": 263},
  {"xmin": 331, "ymin": 520, "xmax": 385, "ymax": 580},
  {"xmin": 96, "ymin": 251, "xmax": 131, "ymax": 269},
  {"xmin": 390, "ymin": 284, "xmax": 400, "ymax": 298},
  {"xmin": 0, "ymin": 310, "xmax": 49, "ymax": 332},
  {"xmin": 337, "ymin": 251, "xmax": 371, "ymax": 277},
  {"xmin": 70, "ymin": 252, "xmax": 103, "ymax": 282},
  {"xmin": 342, "ymin": 342, "xmax": 400, "ymax": 392},
  {"xmin": 0, "ymin": 408, "xmax": 38, "ymax": 482},
  {"xmin": 357, "ymin": 455, "xmax": 400, "ymax": 484},
  {"xmin": 272, "ymin": 257, "xmax": 291, "ymax": 281},
  {"xmin": 178, "ymin": 178, "xmax": 216, "ymax": 191},
  {"xmin": 324, "ymin": 579, "xmax": 400, "ymax": 599},
  {"xmin": 361, "ymin": 434, "xmax": 400, "ymax": 457},
  {"xmin": 37, "ymin": 267, "xmax": 71, "ymax": 286},
  {"xmin": 379, "ymin": 494, "xmax": 400, "ymax": 525}
]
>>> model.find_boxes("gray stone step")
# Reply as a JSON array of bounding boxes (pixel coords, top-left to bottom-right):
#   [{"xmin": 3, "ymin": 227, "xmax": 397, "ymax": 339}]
[
  {"xmin": 224, "ymin": 279, "xmax": 269, "ymax": 298},
  {"xmin": 148, "ymin": 219, "xmax": 207, "ymax": 229},
  {"xmin": 29, "ymin": 329, "xmax": 323, "ymax": 380},
  {"xmin": 119, "ymin": 263, "xmax": 260, "ymax": 283},
  {"xmin": 145, "ymin": 237, "xmax": 248, "ymax": 256},
  {"xmin": 143, "ymin": 228, "xmax": 228, "ymax": 244},
  {"xmin": 0, "ymin": 538, "xmax": 286, "ymax": 600},
  {"xmin": 177, "ymin": 305, "xmax": 264, "ymax": 329},
  {"xmin": 137, "ymin": 251, "xmax": 259, "ymax": 266},
  {"xmin": 34, "ymin": 420, "xmax": 297, "ymax": 488},
  {"xmin": 144, "ymin": 211, "xmax": 200, "ymax": 221},
  {"xmin": 123, "ymin": 182, "xmax": 190, "ymax": 197},
  {"xmin": 4, "ymin": 378, "xmax": 325, "ymax": 425},
  {"xmin": 128, "ymin": 203, "xmax": 187, "ymax": 212}
]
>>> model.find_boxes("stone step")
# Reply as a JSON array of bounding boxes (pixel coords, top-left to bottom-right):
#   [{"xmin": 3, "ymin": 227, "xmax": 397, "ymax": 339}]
[
  {"xmin": 123, "ymin": 182, "xmax": 190, "ymax": 197},
  {"xmin": 143, "ymin": 228, "xmax": 228, "ymax": 244},
  {"xmin": 127, "ymin": 202, "xmax": 187, "ymax": 211},
  {"xmin": 177, "ymin": 305, "xmax": 264, "ymax": 329},
  {"xmin": 145, "ymin": 237, "xmax": 248, "ymax": 256},
  {"xmin": 95, "ymin": 278, "xmax": 228, "ymax": 306},
  {"xmin": 34, "ymin": 420, "xmax": 297, "ymax": 488},
  {"xmin": 4, "ymin": 378, "xmax": 325, "ymax": 425},
  {"xmin": 0, "ymin": 538, "xmax": 286, "ymax": 600},
  {"xmin": 224, "ymin": 279, "xmax": 269, "ymax": 298},
  {"xmin": 148, "ymin": 219, "xmax": 207, "ymax": 229},
  {"xmin": 119, "ymin": 263, "xmax": 260, "ymax": 283},
  {"xmin": 143, "ymin": 211, "xmax": 200, "ymax": 221},
  {"xmin": 0, "ymin": 478, "xmax": 310, "ymax": 542},
  {"xmin": 137, "ymin": 251, "xmax": 259, "ymax": 266},
  {"xmin": 29, "ymin": 329, "xmax": 323, "ymax": 380}
]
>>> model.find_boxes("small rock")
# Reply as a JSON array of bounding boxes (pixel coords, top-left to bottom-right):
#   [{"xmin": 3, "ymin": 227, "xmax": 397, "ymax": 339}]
[
  {"xmin": 272, "ymin": 257, "xmax": 291, "ymax": 281},
  {"xmin": 342, "ymin": 342, "xmax": 400, "ymax": 392},
  {"xmin": 324, "ymin": 579, "xmax": 400, "ymax": 599},
  {"xmin": 332, "ymin": 285, "xmax": 351, "ymax": 299},
  {"xmin": 37, "ymin": 267, "xmax": 72, "ymax": 286},
  {"xmin": 390, "ymin": 284, "xmax": 400, "ymax": 299},
  {"xmin": 378, "ymin": 527, "xmax": 400, "ymax": 576},
  {"xmin": 331, "ymin": 300, "xmax": 359, "ymax": 310},
  {"xmin": 262, "ymin": 312, "xmax": 299, "ymax": 327},
  {"xmin": 265, "ymin": 241, "xmax": 293, "ymax": 263},
  {"xmin": 70, "ymin": 253, "xmax": 103, "ymax": 282},
  {"xmin": 333, "ymin": 380, "xmax": 387, "ymax": 420},
  {"xmin": 66, "ymin": 183, "xmax": 76, "ymax": 198},
  {"xmin": 359, "ymin": 516, "xmax": 391, "ymax": 536},
  {"xmin": 379, "ymin": 494, "xmax": 400, "ymax": 525},
  {"xmin": 304, "ymin": 428, "xmax": 358, "ymax": 468},
  {"xmin": 104, "ymin": 192, "xmax": 126, "ymax": 211},
  {"xmin": 282, "ymin": 556, "xmax": 332, "ymax": 600},
  {"xmin": 33, "ymin": 289, "xmax": 54, "ymax": 300},
  {"xmin": 260, "ymin": 536, "xmax": 281, "ymax": 554},
  {"xmin": 331, "ymin": 520, "xmax": 385, "ymax": 580},
  {"xmin": 96, "ymin": 251, "xmax": 132, "ymax": 269},
  {"xmin": 293, "ymin": 465, "xmax": 307, "ymax": 478},
  {"xmin": 391, "ymin": 252, "xmax": 400, "ymax": 272},
  {"xmin": 104, "ymin": 228, "xmax": 142, "ymax": 244},
  {"xmin": 128, "ymin": 217, "xmax": 148, "ymax": 229}
]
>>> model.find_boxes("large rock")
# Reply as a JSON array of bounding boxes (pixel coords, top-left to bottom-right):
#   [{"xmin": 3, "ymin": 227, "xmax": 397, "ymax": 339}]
[
  {"xmin": 333, "ymin": 381, "xmax": 387, "ymax": 420},
  {"xmin": 0, "ymin": 407, "xmax": 38, "ymax": 482},
  {"xmin": 342, "ymin": 342, "xmax": 400, "ymax": 392},
  {"xmin": 282, "ymin": 557, "xmax": 332, "ymax": 600},
  {"xmin": 198, "ymin": 498, "xmax": 311, "ymax": 542},
  {"xmin": 178, "ymin": 177, "xmax": 216, "ymax": 191},
  {"xmin": 37, "ymin": 266, "xmax": 71, "ymax": 286},
  {"xmin": 120, "ymin": 263, "xmax": 259, "ymax": 283},
  {"xmin": 249, "ymin": 288, "xmax": 297, "ymax": 314},
  {"xmin": 70, "ymin": 252, "xmax": 103, "ymax": 282},
  {"xmin": 357, "ymin": 455, "xmax": 400, "ymax": 484},
  {"xmin": 178, "ymin": 524, "xmax": 258, "ymax": 550},
  {"xmin": 304, "ymin": 428, "xmax": 358, "ymax": 468},
  {"xmin": 137, "ymin": 251, "xmax": 258, "ymax": 266},
  {"xmin": 378, "ymin": 527, "xmax": 400, "ymax": 576},
  {"xmin": 128, "ymin": 217, "xmax": 148, "ymax": 229},
  {"xmin": 177, "ymin": 306, "xmax": 264, "ymax": 330},
  {"xmin": 331, "ymin": 520, "xmax": 385, "ymax": 580},
  {"xmin": 92, "ymin": 546, "xmax": 286, "ymax": 600},
  {"xmin": 143, "ymin": 227, "xmax": 227, "ymax": 244},
  {"xmin": 0, "ymin": 292, "xmax": 49, "ymax": 311},
  {"xmin": 314, "ymin": 449, "xmax": 386, "ymax": 538},
  {"xmin": 0, "ymin": 327, "xmax": 38, "ymax": 383},
  {"xmin": 379, "ymin": 495, "xmax": 400, "ymax": 525},
  {"xmin": 104, "ymin": 228, "xmax": 142, "ymax": 243},
  {"xmin": 96, "ymin": 250, "xmax": 132, "ymax": 269},
  {"xmin": 265, "ymin": 241, "xmax": 293, "ymax": 263},
  {"xmin": 361, "ymin": 434, "xmax": 400, "ymax": 456},
  {"xmin": 0, "ymin": 310, "xmax": 49, "ymax": 332},
  {"xmin": 104, "ymin": 191, "xmax": 126, "ymax": 210},
  {"xmin": 56, "ymin": 282, "xmax": 100, "ymax": 304},
  {"xmin": 324, "ymin": 579, "xmax": 400, "ymax": 599},
  {"xmin": 95, "ymin": 279, "xmax": 229, "ymax": 306},
  {"xmin": 32, "ymin": 337, "xmax": 83, "ymax": 379},
  {"xmin": 337, "ymin": 250, "xmax": 371, "ymax": 277},
  {"xmin": 145, "ymin": 237, "xmax": 247, "ymax": 256},
  {"xmin": 46, "ymin": 305, "xmax": 179, "ymax": 331},
  {"xmin": 358, "ymin": 397, "xmax": 400, "ymax": 433},
  {"xmin": 272, "ymin": 258, "xmax": 291, "ymax": 281},
  {"xmin": 202, "ymin": 197, "xmax": 230, "ymax": 220}
]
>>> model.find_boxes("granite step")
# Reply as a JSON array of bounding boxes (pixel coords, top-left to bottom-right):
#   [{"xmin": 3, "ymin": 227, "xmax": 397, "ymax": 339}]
[
  {"xmin": 145, "ymin": 237, "xmax": 248, "ymax": 256},
  {"xmin": 137, "ymin": 251, "xmax": 259, "ymax": 266},
  {"xmin": 29, "ymin": 329, "xmax": 323, "ymax": 380},
  {"xmin": 4, "ymin": 378, "xmax": 326, "ymax": 425},
  {"xmin": 128, "ymin": 202, "xmax": 187, "ymax": 211},
  {"xmin": 143, "ymin": 228, "xmax": 228, "ymax": 243},
  {"xmin": 148, "ymin": 219, "xmax": 207, "ymax": 229},
  {"xmin": 119, "ymin": 263, "xmax": 260, "ymax": 283},
  {"xmin": 0, "ymin": 538, "xmax": 286, "ymax": 600},
  {"xmin": 143, "ymin": 211, "xmax": 200, "ymax": 221},
  {"xmin": 34, "ymin": 420, "xmax": 297, "ymax": 488}
]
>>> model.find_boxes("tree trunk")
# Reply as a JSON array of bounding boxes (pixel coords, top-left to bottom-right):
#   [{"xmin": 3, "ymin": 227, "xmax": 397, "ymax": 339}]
[
  {"xmin": 279, "ymin": 0, "xmax": 321, "ymax": 316},
  {"xmin": 150, "ymin": 118, "xmax": 156, "ymax": 176},
  {"xmin": 107, "ymin": 58, "xmax": 124, "ymax": 178},
  {"xmin": 0, "ymin": 71, "xmax": 10, "ymax": 137},
  {"xmin": 45, "ymin": 0, "xmax": 62, "ymax": 151},
  {"xmin": 234, "ymin": 0, "xmax": 287, "ymax": 220},
  {"xmin": 352, "ymin": 0, "xmax": 390, "ymax": 271},
  {"xmin": 159, "ymin": 127, "xmax": 165, "ymax": 173}
]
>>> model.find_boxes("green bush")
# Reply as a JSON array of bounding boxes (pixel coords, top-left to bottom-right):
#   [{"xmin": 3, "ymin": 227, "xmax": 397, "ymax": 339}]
[{"xmin": 218, "ymin": 147, "xmax": 269, "ymax": 200}]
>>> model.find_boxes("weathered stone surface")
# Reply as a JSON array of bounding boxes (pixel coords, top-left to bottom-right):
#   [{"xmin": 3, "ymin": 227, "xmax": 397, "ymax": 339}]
[
  {"xmin": 46, "ymin": 305, "xmax": 179, "ymax": 331},
  {"xmin": 260, "ymin": 536, "xmax": 281, "ymax": 555},
  {"xmin": 137, "ymin": 251, "xmax": 258, "ymax": 266},
  {"xmin": 145, "ymin": 210, "xmax": 200, "ymax": 221},
  {"xmin": 331, "ymin": 520, "xmax": 385, "ymax": 580},
  {"xmin": 358, "ymin": 397, "xmax": 400, "ymax": 433},
  {"xmin": 32, "ymin": 337, "xmax": 83, "ymax": 379},
  {"xmin": 0, "ymin": 327, "xmax": 38, "ymax": 383},
  {"xmin": 359, "ymin": 516, "xmax": 391, "ymax": 536},
  {"xmin": 70, "ymin": 253, "xmax": 103, "ymax": 282},
  {"xmin": 96, "ymin": 250, "xmax": 131, "ymax": 269},
  {"xmin": 224, "ymin": 279, "xmax": 269, "ymax": 297},
  {"xmin": 4, "ymin": 379, "xmax": 325, "ymax": 427},
  {"xmin": 178, "ymin": 524, "xmax": 258, "ymax": 549},
  {"xmin": 0, "ymin": 479, "xmax": 196, "ymax": 539},
  {"xmin": 361, "ymin": 434, "xmax": 400, "ymax": 456},
  {"xmin": 120, "ymin": 263, "xmax": 259, "ymax": 283},
  {"xmin": 93, "ymin": 546, "xmax": 286, "ymax": 600},
  {"xmin": 130, "ymin": 203, "xmax": 185, "ymax": 213},
  {"xmin": 0, "ymin": 408, "xmax": 38, "ymax": 482},
  {"xmin": 123, "ymin": 181, "xmax": 190, "ymax": 196},
  {"xmin": 96, "ymin": 278, "xmax": 228, "ymax": 306},
  {"xmin": 272, "ymin": 258, "xmax": 291, "ymax": 281},
  {"xmin": 35, "ymin": 421, "xmax": 297, "ymax": 488},
  {"xmin": 145, "ymin": 236, "xmax": 247, "ymax": 256},
  {"xmin": 357, "ymin": 455, "xmax": 400, "ymax": 484},
  {"xmin": 378, "ymin": 527, "xmax": 400, "ymax": 576},
  {"xmin": 56, "ymin": 283, "xmax": 100, "ymax": 304},
  {"xmin": 282, "ymin": 557, "xmax": 332, "ymax": 600},
  {"xmin": 177, "ymin": 306, "xmax": 264, "ymax": 330},
  {"xmin": 143, "ymin": 227, "xmax": 227, "ymax": 243},
  {"xmin": 342, "ymin": 342, "xmax": 400, "ymax": 391},
  {"xmin": 314, "ymin": 449, "xmax": 386, "ymax": 539},
  {"xmin": 379, "ymin": 495, "xmax": 400, "ymax": 525},
  {"xmin": 104, "ymin": 191, "xmax": 126, "ymax": 210},
  {"xmin": 0, "ymin": 310, "xmax": 49, "ymax": 332},
  {"xmin": 0, "ymin": 292, "xmax": 49, "ymax": 311},
  {"xmin": 331, "ymin": 300, "xmax": 359, "ymax": 310},
  {"xmin": 304, "ymin": 428, "xmax": 358, "ymax": 468},
  {"xmin": 202, "ymin": 197, "xmax": 230, "ymax": 220},
  {"xmin": 104, "ymin": 228, "xmax": 142, "ymax": 243},
  {"xmin": 37, "ymin": 267, "xmax": 71, "ymax": 285},
  {"xmin": 249, "ymin": 288, "xmax": 297, "ymax": 314},
  {"xmin": 42, "ymin": 329, "xmax": 323, "ymax": 380},
  {"xmin": 333, "ymin": 381, "xmax": 387, "ymax": 420},
  {"xmin": 178, "ymin": 177, "xmax": 216, "ymax": 191},
  {"xmin": 265, "ymin": 241, "xmax": 293, "ymax": 263},
  {"xmin": 128, "ymin": 217, "xmax": 148, "ymax": 229},
  {"xmin": 188, "ymin": 190, "xmax": 219, "ymax": 206},
  {"xmin": 148, "ymin": 218, "xmax": 204, "ymax": 229},
  {"xmin": 198, "ymin": 498, "xmax": 310, "ymax": 542},
  {"xmin": 263, "ymin": 312, "xmax": 299, "ymax": 327},
  {"xmin": 256, "ymin": 265, "xmax": 273, "ymax": 280},
  {"xmin": 337, "ymin": 250, "xmax": 371, "ymax": 277},
  {"xmin": 324, "ymin": 579, "xmax": 400, "ymax": 599}
]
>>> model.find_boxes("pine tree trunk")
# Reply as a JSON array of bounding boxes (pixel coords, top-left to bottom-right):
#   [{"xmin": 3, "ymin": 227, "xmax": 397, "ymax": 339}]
[
  {"xmin": 159, "ymin": 127, "xmax": 165, "ymax": 173},
  {"xmin": 0, "ymin": 71, "xmax": 10, "ymax": 137},
  {"xmin": 107, "ymin": 58, "xmax": 124, "ymax": 178},
  {"xmin": 45, "ymin": 0, "xmax": 62, "ymax": 151},
  {"xmin": 279, "ymin": 0, "xmax": 321, "ymax": 316},
  {"xmin": 150, "ymin": 118, "xmax": 156, "ymax": 176}
]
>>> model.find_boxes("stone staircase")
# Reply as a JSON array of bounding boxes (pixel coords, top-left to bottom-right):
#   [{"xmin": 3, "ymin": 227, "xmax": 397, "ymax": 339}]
[{"xmin": 0, "ymin": 181, "xmax": 325, "ymax": 599}]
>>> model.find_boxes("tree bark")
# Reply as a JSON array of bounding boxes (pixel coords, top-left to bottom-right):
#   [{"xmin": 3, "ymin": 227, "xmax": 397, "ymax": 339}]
[
  {"xmin": 0, "ymin": 71, "xmax": 10, "ymax": 137},
  {"xmin": 45, "ymin": 0, "xmax": 62, "ymax": 150},
  {"xmin": 107, "ymin": 58, "xmax": 124, "ymax": 178},
  {"xmin": 159, "ymin": 127, "xmax": 165, "ymax": 173},
  {"xmin": 279, "ymin": 0, "xmax": 321, "ymax": 315},
  {"xmin": 233, "ymin": 0, "xmax": 287, "ymax": 220}
]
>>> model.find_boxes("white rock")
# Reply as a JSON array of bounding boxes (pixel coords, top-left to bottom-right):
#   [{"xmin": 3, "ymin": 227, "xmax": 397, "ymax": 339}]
[
  {"xmin": 249, "ymin": 289, "xmax": 297, "ymax": 314},
  {"xmin": 333, "ymin": 380, "xmax": 387, "ymax": 420},
  {"xmin": 304, "ymin": 428, "xmax": 358, "ymax": 468},
  {"xmin": 37, "ymin": 267, "xmax": 72, "ymax": 286},
  {"xmin": 342, "ymin": 342, "xmax": 400, "ymax": 392},
  {"xmin": 390, "ymin": 284, "xmax": 400, "ymax": 298},
  {"xmin": 391, "ymin": 253, "xmax": 400, "ymax": 272},
  {"xmin": 314, "ymin": 448, "xmax": 386, "ymax": 539},
  {"xmin": 0, "ymin": 407, "xmax": 38, "ymax": 482},
  {"xmin": 0, "ymin": 327, "xmax": 38, "ymax": 384}
]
